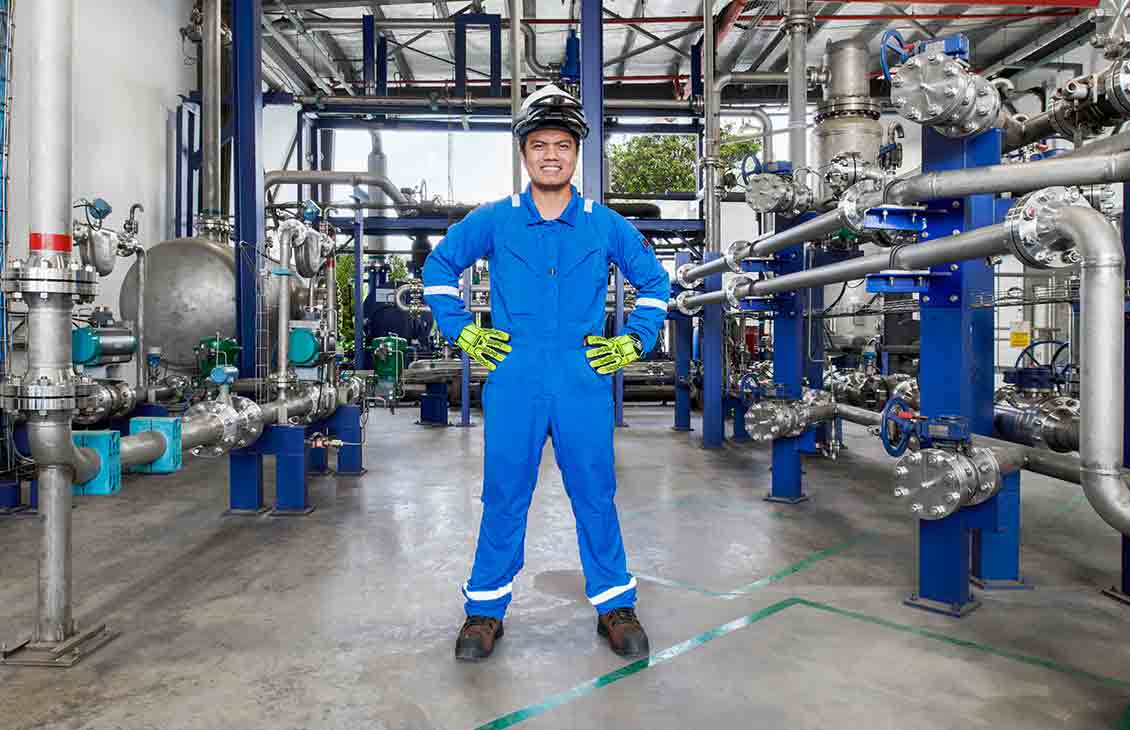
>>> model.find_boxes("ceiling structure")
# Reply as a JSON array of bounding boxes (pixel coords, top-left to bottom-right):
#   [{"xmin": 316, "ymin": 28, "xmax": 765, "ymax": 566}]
[{"xmin": 255, "ymin": 0, "xmax": 1105, "ymax": 103}]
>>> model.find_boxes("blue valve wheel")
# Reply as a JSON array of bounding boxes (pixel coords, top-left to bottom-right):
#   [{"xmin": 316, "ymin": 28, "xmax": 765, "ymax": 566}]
[
  {"xmin": 740, "ymin": 154, "xmax": 763, "ymax": 185},
  {"xmin": 880, "ymin": 29, "xmax": 909, "ymax": 84},
  {"xmin": 880, "ymin": 395, "xmax": 915, "ymax": 457}
]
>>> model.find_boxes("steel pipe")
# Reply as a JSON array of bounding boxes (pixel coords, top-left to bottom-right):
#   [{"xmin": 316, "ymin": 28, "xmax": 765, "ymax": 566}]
[
  {"xmin": 785, "ymin": 0, "xmax": 809, "ymax": 168},
  {"xmin": 202, "ymin": 0, "xmax": 222, "ymax": 217},
  {"xmin": 887, "ymin": 151, "xmax": 1130, "ymax": 204},
  {"xmin": 36, "ymin": 466, "xmax": 73, "ymax": 643},
  {"xmin": 263, "ymin": 170, "xmax": 411, "ymax": 206},
  {"xmin": 119, "ymin": 431, "xmax": 168, "ymax": 467},
  {"xmin": 1058, "ymin": 205, "xmax": 1130, "ymax": 535}
]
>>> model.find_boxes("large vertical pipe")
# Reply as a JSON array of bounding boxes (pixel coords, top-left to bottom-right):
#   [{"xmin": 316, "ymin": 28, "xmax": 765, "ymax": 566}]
[
  {"xmin": 367, "ymin": 132, "xmax": 388, "ymax": 252},
  {"xmin": 785, "ymin": 0, "xmax": 808, "ymax": 168},
  {"xmin": 702, "ymin": 6, "xmax": 720, "ymax": 253},
  {"xmin": 36, "ymin": 466, "xmax": 73, "ymax": 643},
  {"xmin": 25, "ymin": 0, "xmax": 81, "ymax": 644},
  {"xmin": 201, "ymin": 0, "xmax": 222, "ymax": 219},
  {"xmin": 510, "ymin": 0, "xmax": 523, "ymax": 193},
  {"xmin": 276, "ymin": 228, "xmax": 292, "ymax": 422}
]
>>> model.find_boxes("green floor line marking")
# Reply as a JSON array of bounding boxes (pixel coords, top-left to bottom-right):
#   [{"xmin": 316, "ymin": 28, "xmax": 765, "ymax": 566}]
[
  {"xmin": 471, "ymin": 599, "xmax": 803, "ymax": 730},
  {"xmin": 793, "ymin": 599, "xmax": 1130, "ymax": 690},
  {"xmin": 638, "ymin": 533, "xmax": 871, "ymax": 599},
  {"xmin": 1046, "ymin": 493, "xmax": 1087, "ymax": 521},
  {"xmin": 474, "ymin": 596, "xmax": 1130, "ymax": 730},
  {"xmin": 723, "ymin": 534, "xmax": 872, "ymax": 598}
]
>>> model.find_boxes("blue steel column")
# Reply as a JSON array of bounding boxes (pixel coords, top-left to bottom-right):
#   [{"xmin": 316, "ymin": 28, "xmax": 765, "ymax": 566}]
[
  {"xmin": 229, "ymin": 0, "xmax": 266, "ymax": 513},
  {"xmin": 580, "ymin": 0, "xmax": 624, "ymax": 423},
  {"xmin": 353, "ymin": 213, "xmax": 364, "ymax": 370},
  {"xmin": 362, "ymin": 15, "xmax": 375, "ymax": 94},
  {"xmin": 702, "ymin": 256, "xmax": 724, "ymax": 448},
  {"xmin": 908, "ymin": 129, "xmax": 1004, "ymax": 616},
  {"xmin": 673, "ymin": 252, "xmax": 693, "ymax": 431},
  {"xmin": 768, "ymin": 230, "xmax": 806, "ymax": 501}
]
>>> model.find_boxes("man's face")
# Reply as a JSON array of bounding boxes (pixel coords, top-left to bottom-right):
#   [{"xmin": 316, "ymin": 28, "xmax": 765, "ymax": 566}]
[{"xmin": 521, "ymin": 128, "xmax": 578, "ymax": 189}]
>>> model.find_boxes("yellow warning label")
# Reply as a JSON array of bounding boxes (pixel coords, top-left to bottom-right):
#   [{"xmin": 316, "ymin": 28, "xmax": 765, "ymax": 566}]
[{"xmin": 1009, "ymin": 331, "xmax": 1031, "ymax": 348}]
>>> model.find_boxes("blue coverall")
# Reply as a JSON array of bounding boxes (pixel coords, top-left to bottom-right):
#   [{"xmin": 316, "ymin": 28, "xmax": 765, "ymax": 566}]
[{"xmin": 422, "ymin": 186, "xmax": 670, "ymax": 619}]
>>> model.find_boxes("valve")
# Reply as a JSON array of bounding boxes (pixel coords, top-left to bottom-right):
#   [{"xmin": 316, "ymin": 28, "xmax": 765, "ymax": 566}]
[{"xmin": 879, "ymin": 396, "xmax": 916, "ymax": 457}]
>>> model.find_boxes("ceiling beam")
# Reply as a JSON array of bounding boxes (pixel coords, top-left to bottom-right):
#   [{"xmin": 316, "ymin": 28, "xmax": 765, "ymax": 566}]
[{"xmin": 370, "ymin": 2, "xmax": 416, "ymax": 81}]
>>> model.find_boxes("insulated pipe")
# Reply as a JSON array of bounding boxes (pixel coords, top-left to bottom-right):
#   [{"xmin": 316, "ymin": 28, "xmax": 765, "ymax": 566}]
[
  {"xmin": 263, "ymin": 170, "xmax": 411, "ymax": 206},
  {"xmin": 887, "ymin": 151, "xmax": 1130, "ymax": 204},
  {"xmin": 202, "ymin": 0, "xmax": 222, "ymax": 218},
  {"xmin": 785, "ymin": 0, "xmax": 809, "ymax": 168},
  {"xmin": 1058, "ymin": 206, "xmax": 1130, "ymax": 535}
]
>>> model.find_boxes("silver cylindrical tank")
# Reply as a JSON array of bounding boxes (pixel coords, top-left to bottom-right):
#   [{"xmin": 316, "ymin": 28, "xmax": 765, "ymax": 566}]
[
  {"xmin": 815, "ymin": 38, "xmax": 882, "ymax": 342},
  {"xmin": 119, "ymin": 236, "xmax": 306, "ymax": 369}
]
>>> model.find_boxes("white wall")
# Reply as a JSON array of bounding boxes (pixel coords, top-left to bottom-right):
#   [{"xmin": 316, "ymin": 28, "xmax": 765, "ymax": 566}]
[{"xmin": 7, "ymin": 0, "xmax": 194, "ymax": 314}]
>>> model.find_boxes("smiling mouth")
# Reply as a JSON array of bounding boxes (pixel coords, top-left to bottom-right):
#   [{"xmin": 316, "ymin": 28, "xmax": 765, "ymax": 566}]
[{"xmin": 540, "ymin": 166, "xmax": 562, "ymax": 173}]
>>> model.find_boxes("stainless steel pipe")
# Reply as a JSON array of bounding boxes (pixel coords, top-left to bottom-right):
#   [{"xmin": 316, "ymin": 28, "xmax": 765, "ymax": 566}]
[
  {"xmin": 887, "ymin": 151, "xmax": 1130, "ymax": 204},
  {"xmin": 1059, "ymin": 205, "xmax": 1130, "ymax": 534},
  {"xmin": 263, "ymin": 170, "xmax": 411, "ymax": 206},
  {"xmin": 786, "ymin": 0, "xmax": 809, "ymax": 168},
  {"xmin": 202, "ymin": 0, "xmax": 222, "ymax": 217},
  {"xmin": 119, "ymin": 431, "xmax": 168, "ymax": 467}
]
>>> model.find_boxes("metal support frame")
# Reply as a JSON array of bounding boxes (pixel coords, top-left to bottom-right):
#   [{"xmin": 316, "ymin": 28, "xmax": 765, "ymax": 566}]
[
  {"xmin": 353, "ymin": 212, "xmax": 365, "ymax": 370},
  {"xmin": 454, "ymin": 14, "xmax": 502, "ymax": 98},
  {"xmin": 767, "ymin": 216, "xmax": 807, "ymax": 503},
  {"xmin": 906, "ymin": 129, "xmax": 1021, "ymax": 618},
  {"xmin": 174, "ymin": 101, "xmax": 201, "ymax": 238},
  {"xmin": 234, "ymin": 1, "xmax": 263, "ymax": 379},
  {"xmin": 362, "ymin": 15, "xmax": 376, "ymax": 94},
  {"xmin": 702, "ymin": 253, "xmax": 725, "ymax": 449},
  {"xmin": 673, "ymin": 252, "xmax": 694, "ymax": 432}
]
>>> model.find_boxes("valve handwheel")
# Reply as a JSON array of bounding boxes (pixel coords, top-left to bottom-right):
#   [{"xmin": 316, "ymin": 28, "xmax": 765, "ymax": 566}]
[
  {"xmin": 880, "ymin": 395, "xmax": 915, "ymax": 457},
  {"xmin": 740, "ymin": 153, "xmax": 763, "ymax": 185}
]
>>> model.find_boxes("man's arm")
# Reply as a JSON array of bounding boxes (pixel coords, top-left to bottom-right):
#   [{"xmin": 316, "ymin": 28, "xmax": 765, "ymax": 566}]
[
  {"xmin": 422, "ymin": 205, "xmax": 495, "ymax": 343},
  {"xmin": 608, "ymin": 214, "xmax": 670, "ymax": 353}
]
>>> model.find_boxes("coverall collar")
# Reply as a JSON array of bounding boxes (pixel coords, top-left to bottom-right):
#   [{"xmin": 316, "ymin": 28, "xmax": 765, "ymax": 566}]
[{"xmin": 520, "ymin": 184, "xmax": 581, "ymax": 227}]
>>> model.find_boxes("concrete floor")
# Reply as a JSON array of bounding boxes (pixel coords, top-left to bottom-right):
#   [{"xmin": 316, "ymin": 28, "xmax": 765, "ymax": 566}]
[{"xmin": 1, "ymin": 405, "xmax": 1128, "ymax": 729}]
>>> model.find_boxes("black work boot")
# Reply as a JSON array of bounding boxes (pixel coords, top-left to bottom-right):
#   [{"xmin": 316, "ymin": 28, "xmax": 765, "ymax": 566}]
[
  {"xmin": 597, "ymin": 607, "xmax": 650, "ymax": 658},
  {"xmin": 455, "ymin": 615, "xmax": 504, "ymax": 661}
]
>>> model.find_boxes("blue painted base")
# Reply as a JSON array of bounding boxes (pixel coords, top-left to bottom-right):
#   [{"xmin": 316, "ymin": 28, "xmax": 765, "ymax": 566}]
[
  {"xmin": 764, "ymin": 493, "xmax": 809, "ymax": 505},
  {"xmin": 970, "ymin": 577, "xmax": 1032, "ymax": 591},
  {"xmin": 0, "ymin": 478, "xmax": 27, "ymax": 514},
  {"xmin": 419, "ymin": 382, "xmax": 450, "ymax": 427},
  {"xmin": 796, "ymin": 428, "xmax": 820, "ymax": 455},
  {"xmin": 903, "ymin": 593, "xmax": 981, "ymax": 618},
  {"xmin": 725, "ymin": 397, "xmax": 751, "ymax": 442}
]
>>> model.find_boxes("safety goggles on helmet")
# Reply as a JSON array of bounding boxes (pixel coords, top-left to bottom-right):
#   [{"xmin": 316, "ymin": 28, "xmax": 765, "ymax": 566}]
[{"xmin": 513, "ymin": 83, "xmax": 590, "ymax": 141}]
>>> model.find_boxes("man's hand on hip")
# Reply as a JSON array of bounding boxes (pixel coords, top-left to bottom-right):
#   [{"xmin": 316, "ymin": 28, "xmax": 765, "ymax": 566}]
[
  {"xmin": 456, "ymin": 324, "xmax": 512, "ymax": 371},
  {"xmin": 584, "ymin": 334, "xmax": 642, "ymax": 375}
]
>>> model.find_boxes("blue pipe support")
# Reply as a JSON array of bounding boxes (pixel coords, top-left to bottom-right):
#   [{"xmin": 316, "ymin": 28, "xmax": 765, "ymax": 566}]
[
  {"xmin": 377, "ymin": 34, "xmax": 389, "ymax": 95},
  {"xmin": 233, "ymin": 0, "xmax": 263, "ymax": 379},
  {"xmin": 701, "ymin": 253, "xmax": 724, "ymax": 449},
  {"xmin": 767, "ymin": 227, "xmax": 807, "ymax": 504},
  {"xmin": 673, "ymin": 252, "xmax": 694, "ymax": 432},
  {"xmin": 907, "ymin": 128, "xmax": 1021, "ymax": 617},
  {"xmin": 454, "ymin": 14, "xmax": 502, "ymax": 98},
  {"xmin": 174, "ymin": 102, "xmax": 199, "ymax": 238},
  {"xmin": 362, "ymin": 15, "xmax": 375, "ymax": 94},
  {"xmin": 353, "ymin": 211, "xmax": 365, "ymax": 371}
]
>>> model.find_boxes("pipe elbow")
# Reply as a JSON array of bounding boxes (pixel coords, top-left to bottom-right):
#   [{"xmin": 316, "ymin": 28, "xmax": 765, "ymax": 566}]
[
  {"xmin": 1081, "ymin": 470, "xmax": 1130, "ymax": 535},
  {"xmin": 26, "ymin": 420, "xmax": 101, "ymax": 485}
]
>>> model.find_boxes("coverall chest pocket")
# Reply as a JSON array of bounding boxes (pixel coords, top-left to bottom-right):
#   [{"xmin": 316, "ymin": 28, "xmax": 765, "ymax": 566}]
[
  {"xmin": 494, "ymin": 238, "xmax": 541, "ymax": 315},
  {"xmin": 559, "ymin": 241, "xmax": 608, "ymax": 322}
]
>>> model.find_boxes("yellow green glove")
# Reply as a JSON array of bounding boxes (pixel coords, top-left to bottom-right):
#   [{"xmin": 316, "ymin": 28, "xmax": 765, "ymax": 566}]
[
  {"xmin": 584, "ymin": 334, "xmax": 643, "ymax": 375},
  {"xmin": 456, "ymin": 323, "xmax": 512, "ymax": 371}
]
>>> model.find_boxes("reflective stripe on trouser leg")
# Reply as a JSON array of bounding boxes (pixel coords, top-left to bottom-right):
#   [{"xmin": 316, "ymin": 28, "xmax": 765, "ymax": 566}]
[
  {"xmin": 464, "ymin": 382, "xmax": 550, "ymax": 618},
  {"xmin": 549, "ymin": 382, "xmax": 635, "ymax": 613}
]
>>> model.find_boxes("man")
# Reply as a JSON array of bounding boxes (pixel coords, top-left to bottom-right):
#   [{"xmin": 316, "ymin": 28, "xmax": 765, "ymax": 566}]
[{"xmin": 422, "ymin": 84, "xmax": 670, "ymax": 661}]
